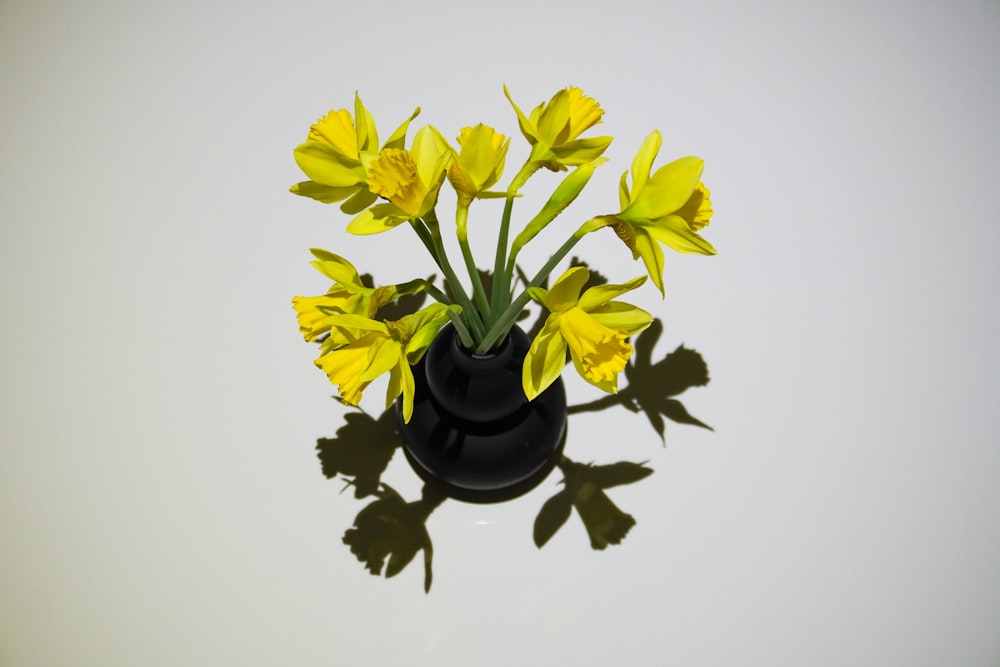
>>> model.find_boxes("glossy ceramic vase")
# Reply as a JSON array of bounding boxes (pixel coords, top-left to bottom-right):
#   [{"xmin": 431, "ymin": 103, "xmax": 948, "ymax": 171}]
[{"xmin": 397, "ymin": 324, "xmax": 567, "ymax": 503}]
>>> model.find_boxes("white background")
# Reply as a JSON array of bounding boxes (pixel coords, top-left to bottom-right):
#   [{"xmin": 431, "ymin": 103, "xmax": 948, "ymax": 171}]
[{"xmin": 2, "ymin": 0, "xmax": 999, "ymax": 665}]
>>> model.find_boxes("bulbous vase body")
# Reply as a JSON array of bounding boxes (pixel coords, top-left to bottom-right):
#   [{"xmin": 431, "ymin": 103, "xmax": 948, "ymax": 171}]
[{"xmin": 397, "ymin": 324, "xmax": 567, "ymax": 503}]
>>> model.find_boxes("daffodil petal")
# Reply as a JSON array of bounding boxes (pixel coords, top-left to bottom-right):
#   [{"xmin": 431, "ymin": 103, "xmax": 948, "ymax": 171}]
[
  {"xmin": 630, "ymin": 130, "xmax": 662, "ymax": 197},
  {"xmin": 339, "ymin": 187, "xmax": 378, "ymax": 215},
  {"xmin": 412, "ymin": 126, "xmax": 453, "ymax": 186},
  {"xmin": 577, "ymin": 275, "xmax": 647, "ymax": 310},
  {"xmin": 588, "ymin": 302, "xmax": 653, "ymax": 336},
  {"xmin": 549, "ymin": 136, "xmax": 613, "ymax": 165},
  {"xmin": 628, "ymin": 156, "xmax": 704, "ymax": 219},
  {"xmin": 537, "ymin": 89, "xmax": 570, "ymax": 145},
  {"xmin": 386, "ymin": 364, "xmax": 402, "ymax": 410},
  {"xmin": 633, "ymin": 229, "xmax": 666, "ymax": 297},
  {"xmin": 310, "ymin": 247, "xmax": 353, "ymax": 265},
  {"xmin": 354, "ymin": 92, "xmax": 379, "ymax": 154},
  {"xmin": 326, "ymin": 313, "xmax": 390, "ymax": 335},
  {"xmin": 504, "ymin": 84, "xmax": 538, "ymax": 144},
  {"xmin": 360, "ymin": 338, "xmax": 400, "ymax": 382},
  {"xmin": 476, "ymin": 190, "xmax": 508, "ymax": 199},
  {"xmin": 401, "ymin": 304, "xmax": 451, "ymax": 361},
  {"xmin": 647, "ymin": 218, "xmax": 718, "ymax": 255},
  {"xmin": 397, "ymin": 361, "xmax": 416, "ymax": 422},
  {"xmin": 289, "ymin": 181, "xmax": 357, "ymax": 203},
  {"xmin": 618, "ymin": 170, "xmax": 630, "ymax": 211},
  {"xmin": 527, "ymin": 286, "xmax": 549, "ymax": 305},
  {"xmin": 315, "ymin": 340, "xmax": 375, "ymax": 405},
  {"xmin": 545, "ymin": 266, "xmax": 590, "ymax": 312},
  {"xmin": 293, "ymin": 141, "xmax": 364, "ymax": 187},
  {"xmin": 523, "ymin": 319, "xmax": 568, "ymax": 401},
  {"xmin": 310, "ymin": 258, "xmax": 362, "ymax": 285},
  {"xmin": 347, "ymin": 204, "xmax": 409, "ymax": 235},
  {"xmin": 382, "ymin": 106, "xmax": 421, "ymax": 151}
]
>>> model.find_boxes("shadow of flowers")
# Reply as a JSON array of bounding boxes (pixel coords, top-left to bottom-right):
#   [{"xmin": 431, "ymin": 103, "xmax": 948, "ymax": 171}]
[
  {"xmin": 307, "ymin": 261, "xmax": 713, "ymax": 591},
  {"xmin": 569, "ymin": 318, "xmax": 712, "ymax": 443},
  {"xmin": 534, "ymin": 457, "xmax": 654, "ymax": 549},
  {"xmin": 342, "ymin": 483, "xmax": 446, "ymax": 593}
]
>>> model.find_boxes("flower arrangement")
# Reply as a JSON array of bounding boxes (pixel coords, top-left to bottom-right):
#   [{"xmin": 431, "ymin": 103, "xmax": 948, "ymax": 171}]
[{"xmin": 291, "ymin": 85, "xmax": 716, "ymax": 421}]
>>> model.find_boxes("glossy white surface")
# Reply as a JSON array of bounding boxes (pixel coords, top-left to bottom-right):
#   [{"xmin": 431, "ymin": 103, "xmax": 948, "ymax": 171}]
[{"xmin": 2, "ymin": 0, "xmax": 999, "ymax": 664}]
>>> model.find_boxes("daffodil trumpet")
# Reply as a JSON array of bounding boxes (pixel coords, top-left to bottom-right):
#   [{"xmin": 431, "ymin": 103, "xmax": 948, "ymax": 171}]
[{"xmin": 291, "ymin": 85, "xmax": 717, "ymax": 415}]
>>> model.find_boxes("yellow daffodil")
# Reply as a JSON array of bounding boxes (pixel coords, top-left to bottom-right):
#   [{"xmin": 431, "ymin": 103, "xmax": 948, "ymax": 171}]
[
  {"xmin": 523, "ymin": 266, "xmax": 652, "ymax": 400},
  {"xmin": 291, "ymin": 93, "xmax": 420, "ymax": 214},
  {"xmin": 596, "ymin": 130, "xmax": 715, "ymax": 296},
  {"xmin": 347, "ymin": 126, "xmax": 453, "ymax": 235},
  {"xmin": 292, "ymin": 249, "xmax": 420, "ymax": 349},
  {"xmin": 504, "ymin": 85, "xmax": 612, "ymax": 187},
  {"xmin": 315, "ymin": 303, "xmax": 454, "ymax": 422},
  {"xmin": 447, "ymin": 124, "xmax": 510, "ymax": 208}
]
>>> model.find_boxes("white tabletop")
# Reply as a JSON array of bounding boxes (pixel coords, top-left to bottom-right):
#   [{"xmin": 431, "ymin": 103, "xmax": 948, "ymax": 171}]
[{"xmin": 2, "ymin": 0, "xmax": 998, "ymax": 664}]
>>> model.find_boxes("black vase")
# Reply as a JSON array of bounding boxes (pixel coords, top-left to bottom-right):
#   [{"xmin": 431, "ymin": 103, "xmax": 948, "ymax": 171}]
[{"xmin": 397, "ymin": 324, "xmax": 567, "ymax": 503}]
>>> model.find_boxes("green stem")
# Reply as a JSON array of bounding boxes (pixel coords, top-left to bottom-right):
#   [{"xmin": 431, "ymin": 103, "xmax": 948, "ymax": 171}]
[
  {"xmin": 420, "ymin": 281, "xmax": 451, "ymax": 306},
  {"xmin": 475, "ymin": 225, "xmax": 586, "ymax": 354},
  {"xmin": 409, "ymin": 219, "xmax": 456, "ymax": 306},
  {"xmin": 446, "ymin": 309, "xmax": 475, "ymax": 349},
  {"xmin": 490, "ymin": 194, "xmax": 516, "ymax": 315},
  {"xmin": 422, "ymin": 213, "xmax": 485, "ymax": 341},
  {"xmin": 409, "ymin": 219, "xmax": 439, "ymax": 265},
  {"xmin": 456, "ymin": 205, "xmax": 492, "ymax": 321}
]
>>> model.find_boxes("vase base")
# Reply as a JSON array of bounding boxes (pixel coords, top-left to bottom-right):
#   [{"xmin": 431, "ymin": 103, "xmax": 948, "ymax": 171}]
[{"xmin": 399, "ymin": 413, "xmax": 567, "ymax": 503}]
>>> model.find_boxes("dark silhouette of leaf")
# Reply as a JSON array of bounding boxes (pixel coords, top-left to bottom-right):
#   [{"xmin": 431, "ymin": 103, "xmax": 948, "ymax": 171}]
[
  {"xmin": 660, "ymin": 398, "xmax": 713, "ymax": 430},
  {"xmin": 586, "ymin": 461, "xmax": 654, "ymax": 489},
  {"xmin": 533, "ymin": 490, "xmax": 573, "ymax": 548}
]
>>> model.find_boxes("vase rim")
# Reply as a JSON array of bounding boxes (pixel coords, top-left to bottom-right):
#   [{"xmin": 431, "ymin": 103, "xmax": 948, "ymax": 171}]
[{"xmin": 451, "ymin": 324, "xmax": 515, "ymax": 360}]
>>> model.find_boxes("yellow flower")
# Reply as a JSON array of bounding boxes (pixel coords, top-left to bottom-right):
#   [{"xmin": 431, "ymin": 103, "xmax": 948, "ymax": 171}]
[
  {"xmin": 523, "ymin": 266, "xmax": 652, "ymax": 400},
  {"xmin": 315, "ymin": 303, "xmax": 454, "ymax": 422},
  {"xmin": 504, "ymin": 85, "xmax": 612, "ymax": 183},
  {"xmin": 290, "ymin": 93, "xmax": 420, "ymax": 214},
  {"xmin": 598, "ymin": 130, "xmax": 716, "ymax": 296},
  {"xmin": 447, "ymin": 124, "xmax": 510, "ymax": 207},
  {"xmin": 347, "ymin": 126, "xmax": 453, "ymax": 234},
  {"xmin": 291, "ymin": 249, "xmax": 414, "ymax": 349}
]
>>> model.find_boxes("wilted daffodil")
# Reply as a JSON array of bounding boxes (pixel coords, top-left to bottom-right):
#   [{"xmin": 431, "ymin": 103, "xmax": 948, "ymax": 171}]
[
  {"xmin": 314, "ymin": 303, "xmax": 455, "ymax": 422},
  {"xmin": 504, "ymin": 85, "xmax": 612, "ymax": 190},
  {"xmin": 347, "ymin": 126, "xmax": 453, "ymax": 235},
  {"xmin": 291, "ymin": 93, "xmax": 420, "ymax": 214},
  {"xmin": 598, "ymin": 130, "xmax": 715, "ymax": 296},
  {"xmin": 523, "ymin": 266, "xmax": 652, "ymax": 400}
]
